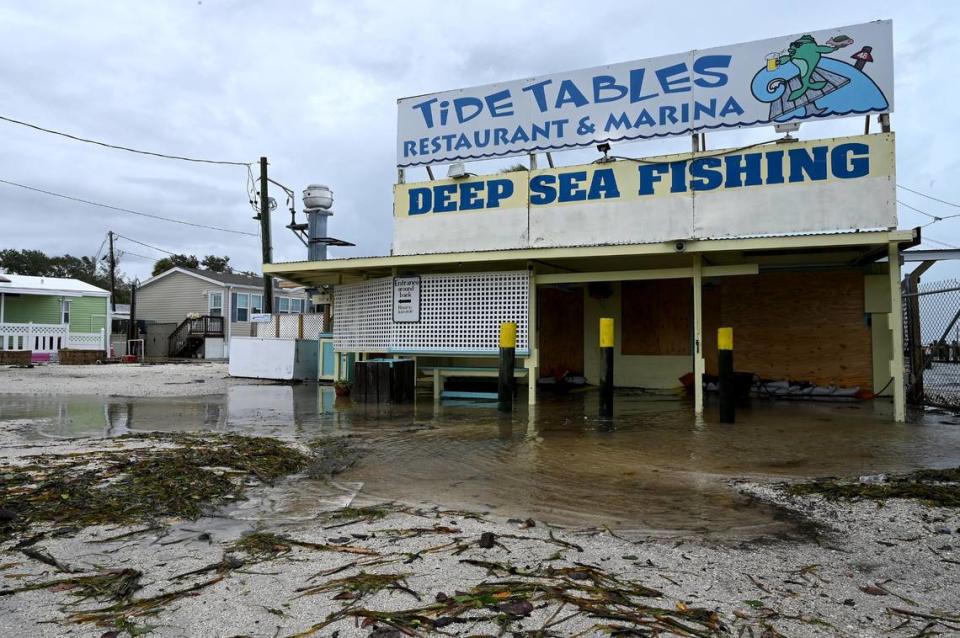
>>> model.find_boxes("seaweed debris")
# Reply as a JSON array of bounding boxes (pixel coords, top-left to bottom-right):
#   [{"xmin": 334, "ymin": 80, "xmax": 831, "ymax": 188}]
[
  {"xmin": 289, "ymin": 560, "xmax": 723, "ymax": 637},
  {"xmin": 0, "ymin": 433, "xmax": 311, "ymax": 540},
  {"xmin": 785, "ymin": 466, "xmax": 960, "ymax": 507},
  {"xmin": 230, "ymin": 531, "xmax": 379, "ymax": 558},
  {"xmin": 0, "ymin": 568, "xmax": 142, "ymax": 602},
  {"xmin": 295, "ymin": 570, "xmax": 419, "ymax": 601}
]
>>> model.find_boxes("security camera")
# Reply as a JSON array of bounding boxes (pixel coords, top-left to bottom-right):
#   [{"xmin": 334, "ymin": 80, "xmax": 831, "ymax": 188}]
[{"xmin": 674, "ymin": 240, "xmax": 687, "ymax": 253}]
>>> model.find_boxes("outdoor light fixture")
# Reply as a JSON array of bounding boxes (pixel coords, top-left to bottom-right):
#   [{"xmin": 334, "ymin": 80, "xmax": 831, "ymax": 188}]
[
  {"xmin": 596, "ymin": 142, "xmax": 612, "ymax": 162},
  {"xmin": 447, "ymin": 162, "xmax": 468, "ymax": 179}
]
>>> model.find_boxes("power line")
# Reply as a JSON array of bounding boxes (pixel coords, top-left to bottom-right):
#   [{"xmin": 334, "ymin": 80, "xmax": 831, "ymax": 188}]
[
  {"xmin": 92, "ymin": 233, "xmax": 109, "ymax": 264},
  {"xmin": 114, "ymin": 234, "xmax": 178, "ymax": 256},
  {"xmin": 922, "ymin": 236, "xmax": 960, "ymax": 249},
  {"xmin": 117, "ymin": 250, "xmax": 157, "ymax": 261},
  {"xmin": 0, "ymin": 114, "xmax": 251, "ymax": 167},
  {"xmin": 897, "ymin": 199, "xmax": 960, "ymax": 224},
  {"xmin": 0, "ymin": 178, "xmax": 259, "ymax": 236},
  {"xmin": 898, "ymin": 184, "xmax": 960, "ymax": 209}
]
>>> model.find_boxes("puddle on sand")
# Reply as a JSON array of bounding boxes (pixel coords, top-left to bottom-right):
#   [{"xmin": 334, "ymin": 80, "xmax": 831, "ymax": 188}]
[{"xmin": 3, "ymin": 386, "xmax": 960, "ymax": 540}]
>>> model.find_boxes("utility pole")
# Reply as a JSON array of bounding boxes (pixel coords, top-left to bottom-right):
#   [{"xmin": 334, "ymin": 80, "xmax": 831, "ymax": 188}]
[
  {"xmin": 107, "ymin": 231, "xmax": 116, "ymax": 312},
  {"xmin": 259, "ymin": 156, "xmax": 273, "ymax": 313}
]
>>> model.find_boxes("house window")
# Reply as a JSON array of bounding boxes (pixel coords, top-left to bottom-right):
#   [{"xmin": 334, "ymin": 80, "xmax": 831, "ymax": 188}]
[
  {"xmin": 232, "ymin": 293, "xmax": 249, "ymax": 322},
  {"xmin": 291, "ymin": 299, "xmax": 303, "ymax": 314},
  {"xmin": 61, "ymin": 300, "xmax": 71, "ymax": 325},
  {"xmin": 251, "ymin": 294, "xmax": 263, "ymax": 314},
  {"xmin": 278, "ymin": 297, "xmax": 290, "ymax": 313},
  {"xmin": 209, "ymin": 293, "xmax": 223, "ymax": 317}
]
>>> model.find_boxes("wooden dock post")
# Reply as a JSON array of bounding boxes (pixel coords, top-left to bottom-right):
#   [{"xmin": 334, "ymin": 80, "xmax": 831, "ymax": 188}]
[
  {"xmin": 599, "ymin": 317, "xmax": 614, "ymax": 419},
  {"xmin": 498, "ymin": 322, "xmax": 517, "ymax": 412}
]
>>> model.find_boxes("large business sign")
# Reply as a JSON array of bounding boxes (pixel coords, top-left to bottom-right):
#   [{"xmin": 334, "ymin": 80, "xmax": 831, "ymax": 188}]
[
  {"xmin": 397, "ymin": 21, "xmax": 892, "ymax": 167},
  {"xmin": 392, "ymin": 133, "xmax": 896, "ymax": 255}
]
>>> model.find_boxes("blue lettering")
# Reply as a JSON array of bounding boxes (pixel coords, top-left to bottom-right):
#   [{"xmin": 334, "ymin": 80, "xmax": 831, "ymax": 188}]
[
  {"xmin": 403, "ymin": 140, "xmax": 416, "ymax": 157},
  {"xmin": 629, "ymin": 68, "xmax": 658, "ymax": 102},
  {"xmin": 408, "ymin": 187, "xmax": 432, "ymax": 215},
  {"xmin": 521, "ymin": 80, "xmax": 552, "ymax": 112},
  {"xmin": 593, "ymin": 75, "xmax": 628, "ymax": 104},
  {"xmin": 485, "ymin": 89, "xmax": 514, "ymax": 118},
  {"xmin": 655, "ymin": 63, "xmax": 691, "ymax": 94},
  {"xmin": 511, "ymin": 126, "xmax": 530, "ymax": 144},
  {"xmin": 765, "ymin": 150, "xmax": 785, "ymax": 184},
  {"xmin": 453, "ymin": 97, "xmax": 483, "ymax": 124},
  {"xmin": 605, "ymin": 112, "xmax": 633, "ymax": 132},
  {"xmin": 433, "ymin": 184, "xmax": 458, "ymax": 212},
  {"xmin": 558, "ymin": 171, "xmax": 588, "ymax": 202},
  {"xmin": 487, "ymin": 179, "xmax": 514, "ymax": 208},
  {"xmin": 723, "ymin": 153, "xmax": 763, "ymax": 188},
  {"xmin": 555, "ymin": 80, "xmax": 589, "ymax": 108},
  {"xmin": 587, "ymin": 169, "xmax": 620, "ymax": 200},
  {"xmin": 690, "ymin": 157, "xmax": 723, "ymax": 191},
  {"xmin": 530, "ymin": 174, "xmax": 556, "ymax": 205},
  {"xmin": 831, "ymin": 143, "xmax": 869, "ymax": 178},
  {"xmin": 638, "ymin": 163, "xmax": 669, "ymax": 195},
  {"xmin": 412, "ymin": 97, "xmax": 438, "ymax": 128},
  {"xmin": 459, "ymin": 181, "xmax": 484, "ymax": 210},
  {"xmin": 788, "ymin": 146, "xmax": 828, "ymax": 183},
  {"xmin": 719, "ymin": 96, "xmax": 745, "ymax": 117},
  {"xmin": 693, "ymin": 100, "xmax": 716, "ymax": 119},
  {"xmin": 670, "ymin": 161, "xmax": 687, "ymax": 193},
  {"xmin": 692, "ymin": 55, "xmax": 731, "ymax": 88}
]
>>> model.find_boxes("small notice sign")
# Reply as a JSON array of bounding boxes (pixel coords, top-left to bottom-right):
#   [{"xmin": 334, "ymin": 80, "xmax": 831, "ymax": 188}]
[
  {"xmin": 250, "ymin": 313, "xmax": 272, "ymax": 323},
  {"xmin": 393, "ymin": 276, "xmax": 421, "ymax": 323}
]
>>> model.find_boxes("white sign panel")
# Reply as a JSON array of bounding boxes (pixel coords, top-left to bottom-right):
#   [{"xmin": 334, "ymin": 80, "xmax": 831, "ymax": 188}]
[
  {"xmin": 392, "ymin": 276, "xmax": 421, "ymax": 323},
  {"xmin": 397, "ymin": 21, "xmax": 892, "ymax": 167},
  {"xmin": 393, "ymin": 133, "xmax": 897, "ymax": 255},
  {"xmin": 250, "ymin": 313, "xmax": 272, "ymax": 323}
]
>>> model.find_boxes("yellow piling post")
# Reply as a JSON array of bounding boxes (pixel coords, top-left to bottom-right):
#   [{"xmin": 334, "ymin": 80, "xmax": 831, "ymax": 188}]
[
  {"xmin": 498, "ymin": 322, "xmax": 517, "ymax": 411},
  {"xmin": 599, "ymin": 318, "xmax": 614, "ymax": 418},
  {"xmin": 718, "ymin": 327, "xmax": 734, "ymax": 423}
]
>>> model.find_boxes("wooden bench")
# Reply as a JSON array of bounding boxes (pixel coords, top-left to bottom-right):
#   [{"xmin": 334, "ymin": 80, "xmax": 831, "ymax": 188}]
[{"xmin": 418, "ymin": 365, "xmax": 529, "ymax": 400}]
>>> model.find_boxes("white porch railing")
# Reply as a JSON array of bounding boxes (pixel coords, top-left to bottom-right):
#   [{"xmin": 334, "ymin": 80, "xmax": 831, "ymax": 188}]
[{"xmin": 0, "ymin": 322, "xmax": 105, "ymax": 354}]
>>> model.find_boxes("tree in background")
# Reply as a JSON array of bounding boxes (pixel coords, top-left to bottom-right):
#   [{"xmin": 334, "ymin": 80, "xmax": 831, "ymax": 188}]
[
  {"xmin": 200, "ymin": 255, "xmax": 232, "ymax": 273},
  {"xmin": 151, "ymin": 254, "xmax": 234, "ymax": 276},
  {"xmin": 150, "ymin": 254, "xmax": 199, "ymax": 276}
]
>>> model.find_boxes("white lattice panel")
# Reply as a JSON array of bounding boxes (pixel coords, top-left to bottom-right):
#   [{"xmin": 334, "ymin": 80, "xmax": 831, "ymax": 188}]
[
  {"xmin": 333, "ymin": 271, "xmax": 529, "ymax": 354},
  {"xmin": 254, "ymin": 315, "xmax": 326, "ymax": 339},
  {"xmin": 333, "ymin": 278, "xmax": 392, "ymax": 351},
  {"xmin": 67, "ymin": 333, "xmax": 104, "ymax": 349}
]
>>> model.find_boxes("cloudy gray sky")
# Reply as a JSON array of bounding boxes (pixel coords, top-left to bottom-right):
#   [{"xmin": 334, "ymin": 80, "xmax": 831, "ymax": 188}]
[{"xmin": 1, "ymin": 1, "xmax": 958, "ymax": 281}]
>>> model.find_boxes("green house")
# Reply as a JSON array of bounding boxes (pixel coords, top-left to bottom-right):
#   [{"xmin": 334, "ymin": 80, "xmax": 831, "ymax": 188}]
[{"xmin": 0, "ymin": 274, "xmax": 111, "ymax": 362}]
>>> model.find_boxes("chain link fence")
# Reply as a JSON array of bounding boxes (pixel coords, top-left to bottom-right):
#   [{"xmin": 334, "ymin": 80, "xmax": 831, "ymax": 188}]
[{"xmin": 903, "ymin": 278, "xmax": 960, "ymax": 408}]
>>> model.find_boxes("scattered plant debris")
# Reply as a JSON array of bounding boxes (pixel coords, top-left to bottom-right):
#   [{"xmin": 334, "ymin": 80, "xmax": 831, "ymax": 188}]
[
  {"xmin": 0, "ymin": 433, "xmax": 312, "ymax": 541},
  {"xmin": 786, "ymin": 467, "xmax": 960, "ymax": 507}
]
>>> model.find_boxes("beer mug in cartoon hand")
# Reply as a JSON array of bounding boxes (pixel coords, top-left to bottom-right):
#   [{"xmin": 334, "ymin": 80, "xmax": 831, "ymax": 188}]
[{"xmin": 765, "ymin": 53, "xmax": 779, "ymax": 71}]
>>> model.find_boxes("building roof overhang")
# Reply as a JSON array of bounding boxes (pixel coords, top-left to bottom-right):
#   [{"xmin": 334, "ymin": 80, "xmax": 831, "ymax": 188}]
[{"xmin": 264, "ymin": 229, "xmax": 919, "ymax": 288}]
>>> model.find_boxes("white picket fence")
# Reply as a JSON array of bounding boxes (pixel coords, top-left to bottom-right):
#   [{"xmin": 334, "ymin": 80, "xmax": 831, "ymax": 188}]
[
  {"xmin": 0, "ymin": 322, "xmax": 105, "ymax": 354},
  {"xmin": 252, "ymin": 314, "xmax": 326, "ymax": 340}
]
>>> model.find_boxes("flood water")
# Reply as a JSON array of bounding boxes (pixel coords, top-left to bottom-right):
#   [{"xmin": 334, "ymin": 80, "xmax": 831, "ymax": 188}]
[{"xmin": 3, "ymin": 386, "xmax": 960, "ymax": 540}]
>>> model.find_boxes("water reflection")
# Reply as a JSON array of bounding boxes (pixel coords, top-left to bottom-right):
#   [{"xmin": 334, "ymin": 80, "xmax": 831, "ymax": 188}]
[{"xmin": 2, "ymin": 386, "xmax": 959, "ymax": 538}]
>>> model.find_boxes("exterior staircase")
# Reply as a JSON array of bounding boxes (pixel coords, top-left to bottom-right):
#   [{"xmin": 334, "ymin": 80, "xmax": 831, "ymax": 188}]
[{"xmin": 167, "ymin": 315, "xmax": 224, "ymax": 358}]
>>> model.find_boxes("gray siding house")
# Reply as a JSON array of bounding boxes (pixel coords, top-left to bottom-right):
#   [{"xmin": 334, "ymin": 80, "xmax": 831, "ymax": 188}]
[{"xmin": 137, "ymin": 268, "xmax": 310, "ymax": 358}]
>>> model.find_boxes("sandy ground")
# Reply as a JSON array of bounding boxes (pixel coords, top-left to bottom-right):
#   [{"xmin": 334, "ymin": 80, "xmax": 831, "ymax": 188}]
[
  {"xmin": 0, "ymin": 362, "xmax": 272, "ymax": 397},
  {"xmin": 0, "ymin": 436, "xmax": 957, "ymax": 637},
  {"xmin": 1, "ymin": 366, "xmax": 958, "ymax": 636}
]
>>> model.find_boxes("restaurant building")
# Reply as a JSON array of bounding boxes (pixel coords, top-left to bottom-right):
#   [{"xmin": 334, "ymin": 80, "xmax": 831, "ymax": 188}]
[{"xmin": 266, "ymin": 20, "xmax": 912, "ymax": 420}]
